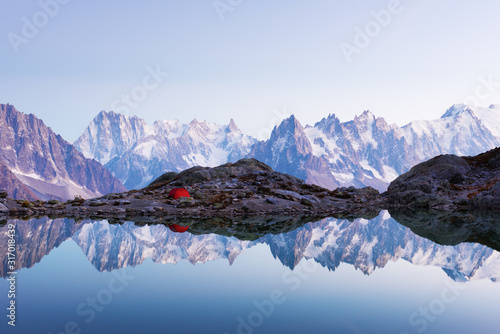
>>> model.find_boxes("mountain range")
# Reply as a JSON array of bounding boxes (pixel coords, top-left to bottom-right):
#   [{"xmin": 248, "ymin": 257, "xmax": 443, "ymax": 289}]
[
  {"xmin": 73, "ymin": 111, "xmax": 256, "ymax": 189},
  {"xmin": 250, "ymin": 105, "xmax": 500, "ymax": 190},
  {"xmin": 1, "ymin": 102, "xmax": 499, "ymax": 200},
  {"xmin": 75, "ymin": 104, "xmax": 500, "ymax": 192}
]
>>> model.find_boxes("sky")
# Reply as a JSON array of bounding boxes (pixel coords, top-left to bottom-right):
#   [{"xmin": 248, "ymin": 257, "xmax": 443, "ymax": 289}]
[{"xmin": 1, "ymin": 0, "xmax": 500, "ymax": 142}]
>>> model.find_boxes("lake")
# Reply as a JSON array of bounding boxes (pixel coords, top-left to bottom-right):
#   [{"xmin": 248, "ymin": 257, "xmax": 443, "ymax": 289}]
[{"xmin": 1, "ymin": 211, "xmax": 500, "ymax": 334}]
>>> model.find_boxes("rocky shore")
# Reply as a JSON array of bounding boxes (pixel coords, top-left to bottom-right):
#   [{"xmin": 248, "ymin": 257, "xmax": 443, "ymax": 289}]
[{"xmin": 0, "ymin": 159, "xmax": 382, "ymax": 221}]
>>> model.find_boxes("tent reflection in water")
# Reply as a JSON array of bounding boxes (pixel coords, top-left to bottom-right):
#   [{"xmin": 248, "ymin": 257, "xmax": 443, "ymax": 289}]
[{"xmin": 168, "ymin": 224, "xmax": 189, "ymax": 233}]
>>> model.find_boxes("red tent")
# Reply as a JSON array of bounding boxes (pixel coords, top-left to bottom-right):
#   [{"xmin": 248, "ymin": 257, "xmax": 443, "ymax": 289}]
[
  {"xmin": 168, "ymin": 224, "xmax": 189, "ymax": 233},
  {"xmin": 168, "ymin": 188, "xmax": 190, "ymax": 199}
]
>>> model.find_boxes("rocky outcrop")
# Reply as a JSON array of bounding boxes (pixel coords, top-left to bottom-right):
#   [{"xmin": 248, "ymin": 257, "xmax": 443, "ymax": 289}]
[
  {"xmin": 385, "ymin": 147, "xmax": 500, "ymax": 210},
  {"xmin": 0, "ymin": 159, "xmax": 383, "ymax": 220},
  {"xmin": 0, "ymin": 104, "xmax": 126, "ymax": 200}
]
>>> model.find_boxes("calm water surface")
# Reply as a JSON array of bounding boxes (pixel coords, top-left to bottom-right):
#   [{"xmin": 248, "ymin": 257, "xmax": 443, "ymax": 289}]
[{"xmin": 1, "ymin": 211, "xmax": 500, "ymax": 334}]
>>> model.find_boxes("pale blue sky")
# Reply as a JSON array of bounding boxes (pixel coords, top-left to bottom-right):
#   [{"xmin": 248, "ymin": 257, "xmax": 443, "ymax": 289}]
[{"xmin": 1, "ymin": 0, "xmax": 500, "ymax": 142}]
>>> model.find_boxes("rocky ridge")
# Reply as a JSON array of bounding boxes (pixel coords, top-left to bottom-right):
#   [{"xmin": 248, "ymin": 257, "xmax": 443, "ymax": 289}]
[{"xmin": 0, "ymin": 158, "xmax": 382, "ymax": 220}]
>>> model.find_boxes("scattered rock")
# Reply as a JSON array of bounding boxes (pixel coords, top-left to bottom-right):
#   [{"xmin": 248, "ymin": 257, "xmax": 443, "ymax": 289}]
[
  {"xmin": 212, "ymin": 202, "xmax": 225, "ymax": 210},
  {"xmin": 177, "ymin": 197, "xmax": 195, "ymax": 208},
  {"xmin": 265, "ymin": 197, "xmax": 278, "ymax": 205},
  {"xmin": 0, "ymin": 203, "xmax": 8, "ymax": 213},
  {"xmin": 20, "ymin": 200, "xmax": 34, "ymax": 208},
  {"xmin": 300, "ymin": 198, "xmax": 314, "ymax": 207}
]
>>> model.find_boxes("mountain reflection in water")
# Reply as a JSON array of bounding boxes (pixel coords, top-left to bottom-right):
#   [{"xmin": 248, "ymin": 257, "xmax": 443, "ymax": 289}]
[{"xmin": 2, "ymin": 210, "xmax": 500, "ymax": 282}]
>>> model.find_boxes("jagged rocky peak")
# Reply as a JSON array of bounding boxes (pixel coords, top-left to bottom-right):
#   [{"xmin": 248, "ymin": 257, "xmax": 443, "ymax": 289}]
[
  {"xmin": 441, "ymin": 104, "xmax": 473, "ymax": 118},
  {"xmin": 74, "ymin": 109, "xmax": 150, "ymax": 164},
  {"xmin": 352, "ymin": 110, "xmax": 394, "ymax": 131},
  {"xmin": 228, "ymin": 118, "xmax": 239, "ymax": 132},
  {"xmin": 272, "ymin": 114, "xmax": 305, "ymax": 137},
  {"xmin": 93, "ymin": 110, "xmax": 147, "ymax": 132},
  {"xmin": 354, "ymin": 110, "xmax": 375, "ymax": 121},
  {"xmin": 0, "ymin": 104, "xmax": 126, "ymax": 200},
  {"xmin": 270, "ymin": 115, "xmax": 312, "ymax": 153},
  {"xmin": 313, "ymin": 113, "xmax": 342, "ymax": 134},
  {"xmin": 343, "ymin": 110, "xmax": 376, "ymax": 136},
  {"xmin": 248, "ymin": 115, "xmax": 314, "ymax": 183}
]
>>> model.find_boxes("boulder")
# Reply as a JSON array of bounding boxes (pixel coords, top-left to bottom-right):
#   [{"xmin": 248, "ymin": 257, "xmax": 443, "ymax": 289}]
[{"xmin": 386, "ymin": 148, "xmax": 500, "ymax": 210}]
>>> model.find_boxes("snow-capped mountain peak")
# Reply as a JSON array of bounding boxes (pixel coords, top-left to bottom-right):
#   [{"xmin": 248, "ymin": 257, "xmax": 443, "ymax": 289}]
[
  {"xmin": 74, "ymin": 111, "xmax": 257, "ymax": 189},
  {"xmin": 441, "ymin": 104, "xmax": 472, "ymax": 118},
  {"xmin": 473, "ymin": 104, "xmax": 500, "ymax": 137},
  {"xmin": 228, "ymin": 118, "xmax": 239, "ymax": 132}
]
